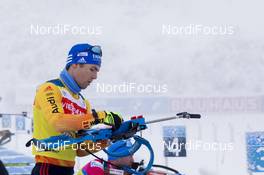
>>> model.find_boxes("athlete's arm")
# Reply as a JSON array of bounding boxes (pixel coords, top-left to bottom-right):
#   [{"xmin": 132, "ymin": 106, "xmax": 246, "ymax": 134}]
[{"xmin": 76, "ymin": 139, "xmax": 109, "ymax": 157}]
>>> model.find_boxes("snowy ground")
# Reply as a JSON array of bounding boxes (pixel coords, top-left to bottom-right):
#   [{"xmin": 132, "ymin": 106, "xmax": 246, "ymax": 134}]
[{"xmin": 1, "ymin": 0, "xmax": 264, "ymax": 174}]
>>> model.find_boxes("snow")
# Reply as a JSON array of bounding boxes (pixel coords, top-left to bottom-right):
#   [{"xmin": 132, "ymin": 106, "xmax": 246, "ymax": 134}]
[{"xmin": 1, "ymin": 0, "xmax": 264, "ymax": 174}]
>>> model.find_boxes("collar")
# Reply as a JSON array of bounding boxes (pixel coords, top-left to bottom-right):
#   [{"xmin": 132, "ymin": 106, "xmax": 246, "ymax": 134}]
[{"xmin": 60, "ymin": 68, "xmax": 81, "ymax": 94}]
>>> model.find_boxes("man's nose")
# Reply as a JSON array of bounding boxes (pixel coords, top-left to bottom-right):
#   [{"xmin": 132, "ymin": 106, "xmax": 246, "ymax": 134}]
[{"xmin": 92, "ymin": 72, "xmax": 97, "ymax": 80}]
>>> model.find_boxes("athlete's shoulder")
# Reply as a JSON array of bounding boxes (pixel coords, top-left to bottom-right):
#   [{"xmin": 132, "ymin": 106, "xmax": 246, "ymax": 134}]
[
  {"xmin": 36, "ymin": 79, "xmax": 62, "ymax": 93},
  {"xmin": 47, "ymin": 79, "xmax": 65, "ymax": 88},
  {"xmin": 35, "ymin": 80, "xmax": 63, "ymax": 101}
]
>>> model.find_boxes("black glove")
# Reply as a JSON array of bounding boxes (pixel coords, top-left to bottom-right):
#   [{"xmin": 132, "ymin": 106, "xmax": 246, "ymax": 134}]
[{"xmin": 103, "ymin": 111, "xmax": 123, "ymax": 131}]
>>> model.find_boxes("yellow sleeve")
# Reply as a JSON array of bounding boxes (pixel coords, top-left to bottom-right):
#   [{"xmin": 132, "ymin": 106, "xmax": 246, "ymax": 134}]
[
  {"xmin": 36, "ymin": 83, "xmax": 96, "ymax": 132},
  {"xmin": 81, "ymin": 100, "xmax": 109, "ymax": 152}
]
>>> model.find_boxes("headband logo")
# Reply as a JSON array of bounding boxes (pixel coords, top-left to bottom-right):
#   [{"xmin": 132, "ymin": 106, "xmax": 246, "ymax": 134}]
[
  {"xmin": 77, "ymin": 57, "xmax": 87, "ymax": 64},
  {"xmin": 93, "ymin": 54, "xmax": 101, "ymax": 61},
  {"xmin": 77, "ymin": 52, "xmax": 88, "ymax": 56}
]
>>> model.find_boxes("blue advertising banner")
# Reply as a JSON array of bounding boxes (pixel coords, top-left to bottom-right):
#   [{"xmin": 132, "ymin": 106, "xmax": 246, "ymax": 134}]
[
  {"xmin": 2, "ymin": 115, "xmax": 11, "ymax": 128},
  {"xmin": 246, "ymin": 131, "xmax": 264, "ymax": 172},
  {"xmin": 16, "ymin": 116, "xmax": 25, "ymax": 131},
  {"xmin": 163, "ymin": 126, "xmax": 186, "ymax": 157}
]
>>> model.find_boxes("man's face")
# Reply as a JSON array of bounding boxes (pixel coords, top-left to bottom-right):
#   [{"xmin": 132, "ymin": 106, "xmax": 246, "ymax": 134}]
[
  {"xmin": 111, "ymin": 155, "xmax": 134, "ymax": 173},
  {"xmin": 121, "ymin": 156, "xmax": 134, "ymax": 175},
  {"xmin": 70, "ymin": 64, "xmax": 99, "ymax": 89}
]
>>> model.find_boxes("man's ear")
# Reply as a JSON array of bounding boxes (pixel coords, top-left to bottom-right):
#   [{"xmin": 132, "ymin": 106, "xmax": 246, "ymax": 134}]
[{"xmin": 71, "ymin": 64, "xmax": 78, "ymax": 69}]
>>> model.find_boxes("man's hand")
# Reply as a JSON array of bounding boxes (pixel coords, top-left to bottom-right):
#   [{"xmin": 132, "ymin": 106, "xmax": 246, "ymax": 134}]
[
  {"xmin": 103, "ymin": 112, "xmax": 123, "ymax": 131},
  {"xmin": 90, "ymin": 123, "xmax": 112, "ymax": 130},
  {"xmin": 96, "ymin": 111, "xmax": 122, "ymax": 131},
  {"xmin": 93, "ymin": 110, "xmax": 123, "ymax": 131}
]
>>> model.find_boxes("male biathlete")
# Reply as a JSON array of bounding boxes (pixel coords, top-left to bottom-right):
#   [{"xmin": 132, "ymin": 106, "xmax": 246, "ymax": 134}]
[{"xmin": 31, "ymin": 43, "xmax": 123, "ymax": 175}]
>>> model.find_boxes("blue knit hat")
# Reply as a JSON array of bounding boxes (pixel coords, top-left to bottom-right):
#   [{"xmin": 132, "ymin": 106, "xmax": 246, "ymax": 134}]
[
  {"xmin": 66, "ymin": 43, "xmax": 102, "ymax": 69},
  {"xmin": 107, "ymin": 140, "xmax": 133, "ymax": 161}
]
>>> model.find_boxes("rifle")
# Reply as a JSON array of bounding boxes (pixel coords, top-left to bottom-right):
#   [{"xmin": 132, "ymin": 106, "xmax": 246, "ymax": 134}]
[{"xmin": 26, "ymin": 112, "xmax": 201, "ymax": 175}]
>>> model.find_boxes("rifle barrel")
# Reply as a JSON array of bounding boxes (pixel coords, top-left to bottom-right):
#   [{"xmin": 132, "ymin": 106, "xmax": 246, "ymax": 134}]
[
  {"xmin": 145, "ymin": 116, "xmax": 179, "ymax": 124},
  {"xmin": 145, "ymin": 113, "xmax": 201, "ymax": 125}
]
